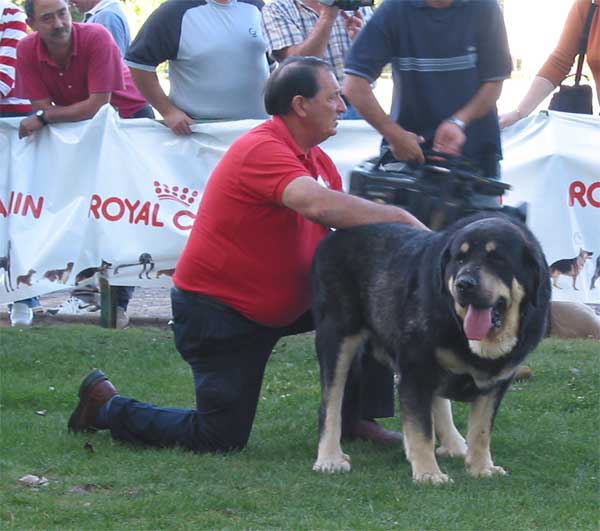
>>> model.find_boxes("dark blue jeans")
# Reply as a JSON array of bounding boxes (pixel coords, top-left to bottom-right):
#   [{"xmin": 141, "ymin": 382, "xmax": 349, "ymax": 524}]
[{"xmin": 102, "ymin": 287, "xmax": 394, "ymax": 453}]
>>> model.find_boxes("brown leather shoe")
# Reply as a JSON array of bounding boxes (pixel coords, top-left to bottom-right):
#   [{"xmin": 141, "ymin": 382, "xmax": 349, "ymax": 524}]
[
  {"xmin": 350, "ymin": 419, "xmax": 403, "ymax": 447},
  {"xmin": 68, "ymin": 369, "xmax": 117, "ymax": 433}
]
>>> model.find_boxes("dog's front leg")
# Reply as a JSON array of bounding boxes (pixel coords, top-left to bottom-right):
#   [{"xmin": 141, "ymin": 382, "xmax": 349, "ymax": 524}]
[
  {"xmin": 433, "ymin": 397, "xmax": 467, "ymax": 458},
  {"xmin": 465, "ymin": 383, "xmax": 509, "ymax": 477},
  {"xmin": 399, "ymin": 377, "xmax": 450, "ymax": 484},
  {"xmin": 313, "ymin": 332, "xmax": 365, "ymax": 474}
]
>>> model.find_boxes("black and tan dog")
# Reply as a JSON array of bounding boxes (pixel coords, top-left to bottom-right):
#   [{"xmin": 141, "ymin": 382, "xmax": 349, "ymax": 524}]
[
  {"xmin": 311, "ymin": 213, "xmax": 550, "ymax": 484},
  {"xmin": 549, "ymin": 249, "xmax": 593, "ymax": 290}
]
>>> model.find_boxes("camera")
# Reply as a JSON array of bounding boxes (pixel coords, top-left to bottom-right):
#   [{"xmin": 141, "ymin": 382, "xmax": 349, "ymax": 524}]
[
  {"xmin": 349, "ymin": 150, "xmax": 525, "ymax": 230},
  {"xmin": 318, "ymin": 0, "xmax": 374, "ymax": 11}
]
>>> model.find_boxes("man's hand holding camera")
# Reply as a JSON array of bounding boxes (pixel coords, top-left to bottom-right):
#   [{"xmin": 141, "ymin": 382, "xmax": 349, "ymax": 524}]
[
  {"xmin": 433, "ymin": 117, "xmax": 467, "ymax": 156},
  {"xmin": 385, "ymin": 124, "xmax": 426, "ymax": 164}
]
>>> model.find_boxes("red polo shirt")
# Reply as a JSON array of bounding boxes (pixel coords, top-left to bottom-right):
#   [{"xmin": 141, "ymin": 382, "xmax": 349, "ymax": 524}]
[
  {"xmin": 15, "ymin": 23, "xmax": 147, "ymax": 118},
  {"xmin": 173, "ymin": 116, "xmax": 343, "ymax": 327}
]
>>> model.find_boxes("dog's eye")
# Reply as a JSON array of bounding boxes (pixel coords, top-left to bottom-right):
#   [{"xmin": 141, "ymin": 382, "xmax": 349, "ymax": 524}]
[{"xmin": 455, "ymin": 255, "xmax": 466, "ymax": 265}]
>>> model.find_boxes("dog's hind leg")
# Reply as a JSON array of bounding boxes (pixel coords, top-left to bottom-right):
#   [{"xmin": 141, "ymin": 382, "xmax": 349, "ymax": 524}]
[
  {"xmin": 313, "ymin": 329, "xmax": 367, "ymax": 474},
  {"xmin": 433, "ymin": 397, "xmax": 467, "ymax": 458},
  {"xmin": 465, "ymin": 382, "xmax": 510, "ymax": 478}
]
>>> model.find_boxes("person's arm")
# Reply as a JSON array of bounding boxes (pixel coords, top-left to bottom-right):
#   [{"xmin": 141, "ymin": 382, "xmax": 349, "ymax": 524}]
[
  {"xmin": 282, "ymin": 176, "xmax": 428, "ymax": 230},
  {"xmin": 433, "ymin": 80, "xmax": 504, "ymax": 155},
  {"xmin": 129, "ymin": 68, "xmax": 194, "ymax": 135},
  {"xmin": 500, "ymin": 0, "xmax": 585, "ymax": 129},
  {"xmin": 18, "ymin": 93, "xmax": 111, "ymax": 138},
  {"xmin": 268, "ymin": 5, "xmax": 339, "ymax": 62},
  {"xmin": 499, "ymin": 76, "xmax": 556, "ymax": 129},
  {"xmin": 0, "ymin": 6, "xmax": 28, "ymax": 98},
  {"xmin": 343, "ymin": 74, "xmax": 426, "ymax": 163}
]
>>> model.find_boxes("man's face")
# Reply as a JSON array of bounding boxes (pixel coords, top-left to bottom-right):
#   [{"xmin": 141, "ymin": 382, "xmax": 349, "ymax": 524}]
[
  {"xmin": 70, "ymin": 0, "xmax": 98, "ymax": 14},
  {"xmin": 304, "ymin": 68, "xmax": 347, "ymax": 143},
  {"xmin": 29, "ymin": 0, "xmax": 72, "ymax": 47}
]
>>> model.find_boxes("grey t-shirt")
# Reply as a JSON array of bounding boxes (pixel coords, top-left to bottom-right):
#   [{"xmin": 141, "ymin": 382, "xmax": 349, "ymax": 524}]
[{"xmin": 125, "ymin": 0, "xmax": 269, "ymax": 120}]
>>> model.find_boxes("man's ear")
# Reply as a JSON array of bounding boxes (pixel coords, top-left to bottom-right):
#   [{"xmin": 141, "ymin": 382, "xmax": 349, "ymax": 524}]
[
  {"xmin": 290, "ymin": 95, "xmax": 309, "ymax": 117},
  {"xmin": 26, "ymin": 18, "xmax": 35, "ymax": 30}
]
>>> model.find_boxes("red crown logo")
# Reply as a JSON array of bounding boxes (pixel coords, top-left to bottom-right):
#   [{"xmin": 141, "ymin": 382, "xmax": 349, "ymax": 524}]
[{"xmin": 153, "ymin": 181, "xmax": 199, "ymax": 207}]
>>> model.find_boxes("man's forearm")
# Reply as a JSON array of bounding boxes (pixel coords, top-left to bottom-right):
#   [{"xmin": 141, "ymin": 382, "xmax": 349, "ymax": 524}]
[
  {"xmin": 33, "ymin": 95, "xmax": 110, "ymax": 123},
  {"xmin": 274, "ymin": 9, "xmax": 337, "ymax": 60},
  {"xmin": 343, "ymin": 74, "xmax": 406, "ymax": 143},
  {"xmin": 283, "ymin": 176, "xmax": 427, "ymax": 230},
  {"xmin": 312, "ymin": 190, "xmax": 427, "ymax": 230},
  {"xmin": 452, "ymin": 81, "xmax": 503, "ymax": 125},
  {"xmin": 130, "ymin": 68, "xmax": 178, "ymax": 118}
]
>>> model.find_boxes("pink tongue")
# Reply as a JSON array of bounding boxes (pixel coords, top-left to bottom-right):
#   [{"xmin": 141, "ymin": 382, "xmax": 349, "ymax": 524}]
[{"xmin": 463, "ymin": 306, "xmax": 493, "ymax": 340}]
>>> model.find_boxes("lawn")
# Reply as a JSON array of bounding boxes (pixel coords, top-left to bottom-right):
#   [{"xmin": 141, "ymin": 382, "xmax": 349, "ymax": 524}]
[{"xmin": 1, "ymin": 326, "xmax": 598, "ymax": 530}]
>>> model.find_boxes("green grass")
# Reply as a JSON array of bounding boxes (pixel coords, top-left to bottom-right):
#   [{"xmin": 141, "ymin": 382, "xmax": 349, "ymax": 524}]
[{"xmin": 1, "ymin": 326, "xmax": 598, "ymax": 530}]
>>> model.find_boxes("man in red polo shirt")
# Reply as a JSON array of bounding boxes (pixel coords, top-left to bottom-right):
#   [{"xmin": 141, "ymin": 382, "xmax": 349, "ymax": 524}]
[
  {"xmin": 68, "ymin": 57, "xmax": 427, "ymax": 454},
  {"xmin": 15, "ymin": 0, "xmax": 151, "ymax": 139}
]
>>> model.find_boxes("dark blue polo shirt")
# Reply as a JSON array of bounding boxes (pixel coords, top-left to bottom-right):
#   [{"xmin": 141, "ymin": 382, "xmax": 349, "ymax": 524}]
[{"xmin": 344, "ymin": 0, "xmax": 512, "ymax": 170}]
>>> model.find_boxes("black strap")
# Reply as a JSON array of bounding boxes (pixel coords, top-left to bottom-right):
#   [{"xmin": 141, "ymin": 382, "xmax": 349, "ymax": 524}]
[{"xmin": 575, "ymin": 0, "xmax": 598, "ymax": 85}]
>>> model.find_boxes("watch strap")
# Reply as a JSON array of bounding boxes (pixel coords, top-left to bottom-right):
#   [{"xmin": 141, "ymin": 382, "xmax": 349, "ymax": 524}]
[
  {"xmin": 445, "ymin": 116, "xmax": 466, "ymax": 131},
  {"xmin": 36, "ymin": 110, "xmax": 48, "ymax": 126}
]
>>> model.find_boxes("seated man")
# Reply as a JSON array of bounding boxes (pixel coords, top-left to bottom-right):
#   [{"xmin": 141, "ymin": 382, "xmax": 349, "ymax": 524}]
[
  {"xmin": 16, "ymin": 0, "xmax": 154, "ymax": 327},
  {"xmin": 68, "ymin": 57, "xmax": 427, "ymax": 454}
]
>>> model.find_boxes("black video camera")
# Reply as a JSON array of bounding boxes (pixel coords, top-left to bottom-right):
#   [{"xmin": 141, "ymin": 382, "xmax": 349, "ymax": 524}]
[
  {"xmin": 318, "ymin": 0, "xmax": 374, "ymax": 12},
  {"xmin": 349, "ymin": 150, "xmax": 525, "ymax": 230}
]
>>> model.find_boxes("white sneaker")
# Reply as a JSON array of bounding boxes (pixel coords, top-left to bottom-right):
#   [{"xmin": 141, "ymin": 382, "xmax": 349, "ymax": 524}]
[
  {"xmin": 10, "ymin": 302, "xmax": 33, "ymax": 327},
  {"xmin": 116, "ymin": 307, "xmax": 130, "ymax": 329},
  {"xmin": 47, "ymin": 296, "xmax": 95, "ymax": 316}
]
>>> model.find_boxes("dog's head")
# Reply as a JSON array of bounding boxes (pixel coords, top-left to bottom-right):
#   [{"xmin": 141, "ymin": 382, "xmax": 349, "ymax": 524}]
[
  {"xmin": 440, "ymin": 215, "xmax": 549, "ymax": 359},
  {"xmin": 579, "ymin": 249, "xmax": 593, "ymax": 260}
]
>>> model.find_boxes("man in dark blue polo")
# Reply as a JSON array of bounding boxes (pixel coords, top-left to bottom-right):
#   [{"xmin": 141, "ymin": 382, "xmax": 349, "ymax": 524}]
[{"xmin": 343, "ymin": 0, "xmax": 512, "ymax": 190}]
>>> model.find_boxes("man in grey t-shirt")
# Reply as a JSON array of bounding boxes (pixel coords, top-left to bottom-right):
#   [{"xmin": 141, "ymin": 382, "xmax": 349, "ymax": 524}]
[{"xmin": 125, "ymin": 0, "xmax": 269, "ymax": 135}]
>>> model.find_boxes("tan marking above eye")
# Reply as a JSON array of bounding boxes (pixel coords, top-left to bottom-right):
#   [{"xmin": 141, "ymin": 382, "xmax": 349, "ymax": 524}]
[
  {"xmin": 485, "ymin": 241, "xmax": 497, "ymax": 253},
  {"xmin": 460, "ymin": 242, "xmax": 470, "ymax": 253}
]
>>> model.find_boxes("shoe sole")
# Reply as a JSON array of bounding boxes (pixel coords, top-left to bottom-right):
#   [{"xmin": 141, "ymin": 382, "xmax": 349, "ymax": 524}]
[{"xmin": 68, "ymin": 369, "xmax": 107, "ymax": 433}]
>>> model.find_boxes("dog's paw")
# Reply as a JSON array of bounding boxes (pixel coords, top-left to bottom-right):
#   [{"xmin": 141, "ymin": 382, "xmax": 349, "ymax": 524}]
[
  {"xmin": 313, "ymin": 453, "xmax": 351, "ymax": 474},
  {"xmin": 436, "ymin": 440, "xmax": 467, "ymax": 458},
  {"xmin": 467, "ymin": 464, "xmax": 507, "ymax": 478},
  {"xmin": 412, "ymin": 471, "xmax": 452, "ymax": 485}
]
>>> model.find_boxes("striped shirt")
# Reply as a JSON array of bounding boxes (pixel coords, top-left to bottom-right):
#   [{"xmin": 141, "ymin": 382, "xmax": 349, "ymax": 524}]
[
  {"xmin": 0, "ymin": 2, "xmax": 31, "ymax": 115},
  {"xmin": 261, "ymin": 0, "xmax": 372, "ymax": 83}
]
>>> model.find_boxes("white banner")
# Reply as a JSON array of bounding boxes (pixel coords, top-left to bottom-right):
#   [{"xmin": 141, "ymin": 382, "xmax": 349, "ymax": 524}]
[{"xmin": 0, "ymin": 106, "xmax": 598, "ymax": 304}]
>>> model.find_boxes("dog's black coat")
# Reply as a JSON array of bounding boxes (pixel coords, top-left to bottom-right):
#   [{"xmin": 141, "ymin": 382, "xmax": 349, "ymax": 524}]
[{"xmin": 311, "ymin": 213, "xmax": 551, "ymax": 482}]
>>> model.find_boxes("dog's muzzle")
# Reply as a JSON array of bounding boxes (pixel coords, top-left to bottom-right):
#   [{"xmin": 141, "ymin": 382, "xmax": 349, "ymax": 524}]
[{"xmin": 454, "ymin": 272, "xmax": 507, "ymax": 341}]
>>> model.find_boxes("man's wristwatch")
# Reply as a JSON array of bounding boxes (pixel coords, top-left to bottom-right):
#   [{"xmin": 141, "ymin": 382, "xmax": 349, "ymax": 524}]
[
  {"xmin": 445, "ymin": 116, "xmax": 466, "ymax": 131},
  {"xmin": 35, "ymin": 109, "xmax": 48, "ymax": 126}
]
